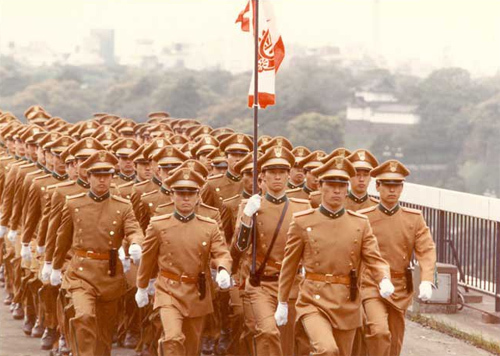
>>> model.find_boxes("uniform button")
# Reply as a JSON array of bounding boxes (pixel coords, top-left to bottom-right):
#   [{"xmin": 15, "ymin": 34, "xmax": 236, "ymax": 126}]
[
  {"xmin": 306, "ymin": 227, "xmax": 312, "ymax": 232},
  {"xmin": 315, "ymin": 262, "xmax": 319, "ymax": 266},
  {"xmin": 168, "ymin": 253, "xmax": 172, "ymax": 256},
  {"xmin": 110, "ymin": 231, "xmax": 115, "ymax": 236},
  {"xmin": 314, "ymin": 294, "xmax": 320, "ymax": 300},
  {"xmin": 315, "ymin": 251, "xmax": 319, "ymax": 255},
  {"xmin": 149, "ymin": 203, "xmax": 153, "ymax": 207},
  {"xmin": 403, "ymin": 256, "xmax": 406, "ymax": 260},
  {"xmin": 215, "ymin": 188, "xmax": 220, "ymax": 192},
  {"xmin": 260, "ymin": 233, "xmax": 264, "ymax": 237},
  {"xmin": 77, "ymin": 219, "xmax": 81, "ymax": 223},
  {"xmin": 169, "ymin": 262, "xmax": 173, "ymax": 266},
  {"xmin": 78, "ymin": 267, "xmax": 83, "ymax": 271},
  {"xmin": 78, "ymin": 229, "xmax": 82, "ymax": 233},
  {"xmin": 117, "ymin": 210, "xmax": 121, "ymax": 214},
  {"xmin": 354, "ymin": 240, "xmax": 358, "ymax": 244},
  {"xmin": 202, "ymin": 242, "xmax": 207, "ymax": 246},
  {"xmin": 108, "ymin": 241, "xmax": 112, "ymax": 245},
  {"xmin": 219, "ymin": 197, "xmax": 223, "ymax": 200},
  {"xmin": 113, "ymin": 221, "xmax": 117, "ymax": 225},
  {"xmin": 170, "ymin": 280, "xmax": 174, "ymax": 284},
  {"xmin": 75, "ymin": 208, "xmax": 79, "ymax": 213},
  {"xmin": 262, "ymin": 244, "xmax": 267, "ymax": 248},
  {"xmin": 351, "ymin": 251, "xmax": 354, "ymax": 256}
]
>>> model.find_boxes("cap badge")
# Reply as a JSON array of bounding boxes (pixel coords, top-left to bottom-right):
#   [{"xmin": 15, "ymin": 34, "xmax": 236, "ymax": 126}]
[
  {"xmin": 62, "ymin": 137, "xmax": 69, "ymax": 145},
  {"xmin": 183, "ymin": 171, "xmax": 190, "ymax": 180},
  {"xmin": 358, "ymin": 151, "xmax": 366, "ymax": 161},
  {"xmin": 297, "ymin": 148, "xmax": 304, "ymax": 156},
  {"xmin": 157, "ymin": 139, "xmax": 164, "ymax": 148},
  {"xmin": 51, "ymin": 133, "xmax": 59, "ymax": 141},
  {"xmin": 338, "ymin": 149, "xmax": 345, "ymax": 157},
  {"xmin": 86, "ymin": 138, "xmax": 93, "ymax": 148},
  {"xmin": 99, "ymin": 151, "xmax": 107, "ymax": 162},
  {"xmin": 166, "ymin": 147, "xmax": 173, "ymax": 156},
  {"xmin": 203, "ymin": 127, "xmax": 210, "ymax": 133},
  {"xmin": 86, "ymin": 122, "xmax": 93, "ymax": 128},
  {"xmin": 126, "ymin": 140, "xmax": 133, "ymax": 148},
  {"xmin": 237, "ymin": 134, "xmax": 244, "ymax": 143},
  {"xmin": 274, "ymin": 146, "xmax": 282, "ymax": 158},
  {"xmin": 390, "ymin": 161, "xmax": 398, "ymax": 173},
  {"xmin": 335, "ymin": 157, "xmax": 343, "ymax": 169},
  {"xmin": 204, "ymin": 137, "xmax": 211, "ymax": 144},
  {"xmin": 187, "ymin": 161, "xmax": 195, "ymax": 169},
  {"xmin": 277, "ymin": 138, "xmax": 283, "ymax": 146}
]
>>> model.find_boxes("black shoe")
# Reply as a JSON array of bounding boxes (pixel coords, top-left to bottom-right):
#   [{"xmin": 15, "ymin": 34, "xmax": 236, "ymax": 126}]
[
  {"xmin": 124, "ymin": 331, "xmax": 139, "ymax": 349},
  {"xmin": 23, "ymin": 314, "xmax": 36, "ymax": 335},
  {"xmin": 31, "ymin": 319, "xmax": 44, "ymax": 338},
  {"xmin": 215, "ymin": 329, "xmax": 232, "ymax": 355},
  {"xmin": 3, "ymin": 293, "xmax": 13, "ymax": 305},
  {"xmin": 202, "ymin": 336, "xmax": 216, "ymax": 355},
  {"xmin": 12, "ymin": 303, "xmax": 25, "ymax": 320},
  {"xmin": 41, "ymin": 327, "xmax": 58, "ymax": 350}
]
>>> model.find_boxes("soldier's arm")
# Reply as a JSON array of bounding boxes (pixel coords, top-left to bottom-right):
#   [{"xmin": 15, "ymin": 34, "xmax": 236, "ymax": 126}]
[
  {"xmin": 414, "ymin": 214, "xmax": 437, "ymax": 282},
  {"xmin": 21, "ymin": 183, "xmax": 41, "ymax": 244},
  {"xmin": 220, "ymin": 203, "xmax": 234, "ymax": 245},
  {"xmin": 123, "ymin": 203, "xmax": 144, "ymax": 246},
  {"xmin": 278, "ymin": 218, "xmax": 305, "ymax": 303},
  {"xmin": 361, "ymin": 220, "xmax": 390, "ymax": 282},
  {"xmin": 9, "ymin": 173, "xmax": 27, "ymax": 231},
  {"xmin": 136, "ymin": 222, "xmax": 160, "ymax": 288},
  {"xmin": 0, "ymin": 169, "xmax": 16, "ymax": 227},
  {"xmin": 200, "ymin": 182, "xmax": 215, "ymax": 208},
  {"xmin": 36, "ymin": 194, "xmax": 52, "ymax": 248},
  {"xmin": 52, "ymin": 202, "xmax": 74, "ymax": 270},
  {"xmin": 209, "ymin": 223, "xmax": 232, "ymax": 273},
  {"xmin": 45, "ymin": 191, "xmax": 65, "ymax": 262}
]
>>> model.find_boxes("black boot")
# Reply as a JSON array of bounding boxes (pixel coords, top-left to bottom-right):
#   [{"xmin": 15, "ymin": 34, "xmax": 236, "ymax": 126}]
[{"xmin": 41, "ymin": 327, "xmax": 58, "ymax": 350}]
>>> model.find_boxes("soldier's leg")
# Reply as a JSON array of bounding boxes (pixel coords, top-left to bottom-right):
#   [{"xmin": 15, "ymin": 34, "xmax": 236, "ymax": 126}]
[
  {"xmin": 3, "ymin": 240, "xmax": 15, "ymax": 304},
  {"xmin": 69, "ymin": 288, "xmax": 99, "ymax": 356},
  {"xmin": 300, "ymin": 311, "xmax": 340, "ymax": 356},
  {"xmin": 183, "ymin": 314, "xmax": 205, "ymax": 356},
  {"xmin": 95, "ymin": 297, "xmax": 120, "ymax": 356},
  {"xmin": 241, "ymin": 290, "xmax": 256, "ymax": 356},
  {"xmin": 247, "ymin": 285, "xmax": 283, "ymax": 356},
  {"xmin": 226, "ymin": 286, "xmax": 245, "ymax": 355},
  {"xmin": 158, "ymin": 305, "xmax": 187, "ymax": 356},
  {"xmin": 363, "ymin": 297, "xmax": 391, "ymax": 356},
  {"xmin": 387, "ymin": 307, "xmax": 405, "ymax": 356}
]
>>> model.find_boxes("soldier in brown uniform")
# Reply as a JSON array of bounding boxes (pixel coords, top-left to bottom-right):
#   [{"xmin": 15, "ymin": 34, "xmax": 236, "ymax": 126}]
[
  {"xmin": 358, "ymin": 160, "xmax": 436, "ymax": 356},
  {"xmin": 233, "ymin": 146, "xmax": 311, "ymax": 356},
  {"xmin": 275, "ymin": 156, "xmax": 393, "ymax": 356},
  {"xmin": 206, "ymin": 147, "xmax": 228, "ymax": 177},
  {"xmin": 201, "ymin": 133, "xmax": 253, "ymax": 210},
  {"xmin": 50, "ymin": 150, "xmax": 144, "ymax": 356},
  {"xmin": 286, "ymin": 150, "xmax": 326, "ymax": 201},
  {"xmin": 135, "ymin": 167, "xmax": 232, "ymax": 356},
  {"xmin": 190, "ymin": 134, "xmax": 219, "ymax": 171},
  {"xmin": 345, "ymin": 149, "xmax": 379, "ymax": 212},
  {"xmin": 110, "ymin": 138, "xmax": 140, "ymax": 185},
  {"xmin": 287, "ymin": 146, "xmax": 311, "ymax": 190},
  {"xmin": 117, "ymin": 145, "xmax": 152, "ymax": 200}
]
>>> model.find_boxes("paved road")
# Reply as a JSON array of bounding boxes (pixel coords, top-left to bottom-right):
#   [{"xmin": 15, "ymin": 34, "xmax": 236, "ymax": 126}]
[{"xmin": 0, "ymin": 289, "xmax": 494, "ymax": 356}]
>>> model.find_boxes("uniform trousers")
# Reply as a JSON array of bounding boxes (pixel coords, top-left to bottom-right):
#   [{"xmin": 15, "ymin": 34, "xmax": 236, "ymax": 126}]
[
  {"xmin": 158, "ymin": 304, "xmax": 204, "ymax": 356},
  {"xmin": 363, "ymin": 297, "xmax": 405, "ymax": 356},
  {"xmin": 69, "ymin": 288, "xmax": 119, "ymax": 356},
  {"xmin": 300, "ymin": 312, "xmax": 356, "ymax": 356}
]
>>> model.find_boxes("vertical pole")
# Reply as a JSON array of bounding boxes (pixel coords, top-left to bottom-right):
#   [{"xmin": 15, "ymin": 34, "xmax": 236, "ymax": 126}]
[
  {"xmin": 251, "ymin": 0, "xmax": 260, "ymax": 277},
  {"xmin": 495, "ymin": 222, "xmax": 500, "ymax": 312}
]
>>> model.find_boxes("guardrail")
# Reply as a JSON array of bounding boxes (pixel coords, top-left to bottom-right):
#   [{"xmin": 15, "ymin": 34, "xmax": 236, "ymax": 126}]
[{"xmin": 368, "ymin": 182, "xmax": 500, "ymax": 312}]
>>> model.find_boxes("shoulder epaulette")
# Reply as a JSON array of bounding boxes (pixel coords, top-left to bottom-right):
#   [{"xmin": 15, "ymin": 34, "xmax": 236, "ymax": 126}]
[
  {"xmin": 33, "ymin": 173, "xmax": 52, "ymax": 182},
  {"xmin": 118, "ymin": 181, "xmax": 134, "ymax": 188},
  {"xmin": 289, "ymin": 197, "xmax": 310, "ymax": 204},
  {"xmin": 310, "ymin": 190, "xmax": 321, "ymax": 197},
  {"xmin": 19, "ymin": 163, "xmax": 36, "ymax": 169},
  {"xmin": 151, "ymin": 213, "xmax": 173, "ymax": 222},
  {"xmin": 0, "ymin": 156, "xmax": 13, "ymax": 161},
  {"xmin": 111, "ymin": 195, "xmax": 130, "ymax": 204},
  {"xmin": 347, "ymin": 210, "xmax": 368, "ymax": 219},
  {"xmin": 157, "ymin": 201, "xmax": 174, "ymax": 209},
  {"xmin": 207, "ymin": 173, "xmax": 223, "ymax": 181},
  {"xmin": 134, "ymin": 180, "xmax": 149, "ymax": 187},
  {"xmin": 26, "ymin": 169, "xmax": 43, "ymax": 177},
  {"xmin": 286, "ymin": 187, "xmax": 301, "ymax": 193},
  {"xmin": 200, "ymin": 202, "xmax": 219, "ymax": 211},
  {"xmin": 66, "ymin": 192, "xmax": 86, "ymax": 200},
  {"xmin": 196, "ymin": 214, "xmax": 217, "ymax": 224},
  {"xmin": 401, "ymin": 206, "xmax": 421, "ymax": 215},
  {"xmin": 358, "ymin": 205, "xmax": 377, "ymax": 214},
  {"xmin": 110, "ymin": 183, "xmax": 118, "ymax": 189},
  {"xmin": 293, "ymin": 208, "xmax": 315, "ymax": 218},
  {"xmin": 369, "ymin": 196, "xmax": 379, "ymax": 203},
  {"xmin": 222, "ymin": 194, "xmax": 240, "ymax": 204},
  {"xmin": 47, "ymin": 180, "xmax": 74, "ymax": 191},
  {"xmin": 141, "ymin": 190, "xmax": 157, "ymax": 198}
]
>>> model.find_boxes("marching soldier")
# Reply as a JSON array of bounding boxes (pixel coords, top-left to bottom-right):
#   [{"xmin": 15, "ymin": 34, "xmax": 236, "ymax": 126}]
[
  {"xmin": 206, "ymin": 147, "xmax": 228, "ymax": 177},
  {"xmin": 287, "ymin": 146, "xmax": 311, "ymax": 189},
  {"xmin": 110, "ymin": 138, "xmax": 140, "ymax": 185},
  {"xmin": 233, "ymin": 146, "xmax": 310, "ymax": 356},
  {"xmin": 286, "ymin": 150, "xmax": 326, "ymax": 200},
  {"xmin": 117, "ymin": 145, "xmax": 152, "ymax": 200},
  {"xmin": 275, "ymin": 156, "xmax": 393, "ymax": 356},
  {"xmin": 50, "ymin": 150, "xmax": 144, "ymax": 356},
  {"xmin": 345, "ymin": 149, "xmax": 379, "ymax": 212},
  {"xmin": 358, "ymin": 160, "xmax": 436, "ymax": 356},
  {"xmin": 135, "ymin": 167, "xmax": 232, "ymax": 356}
]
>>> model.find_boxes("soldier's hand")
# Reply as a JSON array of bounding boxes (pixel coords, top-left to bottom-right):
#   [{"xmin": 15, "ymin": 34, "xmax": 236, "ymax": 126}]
[
  {"xmin": 379, "ymin": 278, "xmax": 395, "ymax": 299},
  {"xmin": 243, "ymin": 194, "xmax": 261, "ymax": 217},
  {"xmin": 135, "ymin": 287, "xmax": 149, "ymax": 308},
  {"xmin": 50, "ymin": 269, "xmax": 62, "ymax": 286},
  {"xmin": 216, "ymin": 269, "xmax": 231, "ymax": 289},
  {"xmin": 128, "ymin": 244, "xmax": 142, "ymax": 265},
  {"xmin": 418, "ymin": 281, "xmax": 433, "ymax": 301},
  {"xmin": 118, "ymin": 247, "xmax": 130, "ymax": 273},
  {"xmin": 41, "ymin": 262, "xmax": 53, "ymax": 281},
  {"xmin": 36, "ymin": 245, "xmax": 45, "ymax": 255},
  {"xmin": 7, "ymin": 230, "xmax": 17, "ymax": 242},
  {"xmin": 274, "ymin": 302, "xmax": 288, "ymax": 326},
  {"xmin": 21, "ymin": 243, "xmax": 32, "ymax": 262},
  {"xmin": 0, "ymin": 226, "xmax": 7, "ymax": 238},
  {"xmin": 147, "ymin": 278, "xmax": 156, "ymax": 296}
]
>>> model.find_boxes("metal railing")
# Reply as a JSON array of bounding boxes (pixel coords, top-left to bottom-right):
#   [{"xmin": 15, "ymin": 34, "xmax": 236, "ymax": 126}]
[{"xmin": 369, "ymin": 182, "xmax": 500, "ymax": 312}]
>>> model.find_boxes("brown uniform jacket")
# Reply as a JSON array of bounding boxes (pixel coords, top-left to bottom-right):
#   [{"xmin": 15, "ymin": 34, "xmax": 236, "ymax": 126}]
[
  {"xmin": 0, "ymin": 159, "xmax": 26, "ymax": 227},
  {"xmin": 278, "ymin": 207, "xmax": 390, "ymax": 330},
  {"xmin": 130, "ymin": 177, "xmax": 162, "ymax": 222},
  {"xmin": 117, "ymin": 180, "xmax": 134, "ymax": 200},
  {"xmin": 201, "ymin": 171, "xmax": 243, "ymax": 210},
  {"xmin": 137, "ymin": 212, "xmax": 232, "ymax": 317},
  {"xmin": 220, "ymin": 191, "xmax": 251, "ymax": 244},
  {"xmin": 0, "ymin": 155, "xmax": 16, "ymax": 203},
  {"xmin": 138, "ymin": 187, "xmax": 172, "ymax": 231},
  {"xmin": 358, "ymin": 204, "xmax": 436, "ymax": 310},
  {"xmin": 344, "ymin": 192, "xmax": 378, "ymax": 212},
  {"xmin": 309, "ymin": 191, "xmax": 321, "ymax": 209},
  {"xmin": 286, "ymin": 185, "xmax": 316, "ymax": 201},
  {"xmin": 9, "ymin": 162, "xmax": 40, "ymax": 231},
  {"xmin": 52, "ymin": 192, "xmax": 143, "ymax": 301}
]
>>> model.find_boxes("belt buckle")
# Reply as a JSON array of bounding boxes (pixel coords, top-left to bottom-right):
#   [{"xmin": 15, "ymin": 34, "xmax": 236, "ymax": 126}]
[
  {"xmin": 85, "ymin": 250, "xmax": 94, "ymax": 258},
  {"xmin": 324, "ymin": 274, "xmax": 333, "ymax": 283},
  {"xmin": 180, "ymin": 275, "xmax": 190, "ymax": 283}
]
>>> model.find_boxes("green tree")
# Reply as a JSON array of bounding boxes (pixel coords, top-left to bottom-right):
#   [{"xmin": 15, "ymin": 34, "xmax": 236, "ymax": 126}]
[{"xmin": 286, "ymin": 112, "xmax": 344, "ymax": 151}]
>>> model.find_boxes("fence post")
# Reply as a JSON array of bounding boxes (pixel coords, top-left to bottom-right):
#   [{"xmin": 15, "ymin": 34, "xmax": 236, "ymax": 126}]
[
  {"xmin": 438, "ymin": 210, "xmax": 446, "ymax": 262},
  {"xmin": 496, "ymin": 222, "xmax": 500, "ymax": 312}
]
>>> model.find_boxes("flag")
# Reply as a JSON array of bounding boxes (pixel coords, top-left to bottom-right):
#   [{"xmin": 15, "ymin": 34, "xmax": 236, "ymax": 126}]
[{"xmin": 235, "ymin": 0, "xmax": 285, "ymax": 109}]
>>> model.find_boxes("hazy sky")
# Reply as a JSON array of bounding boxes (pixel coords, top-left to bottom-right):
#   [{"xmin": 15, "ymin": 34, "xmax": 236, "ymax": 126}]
[{"xmin": 1, "ymin": 0, "xmax": 499, "ymax": 75}]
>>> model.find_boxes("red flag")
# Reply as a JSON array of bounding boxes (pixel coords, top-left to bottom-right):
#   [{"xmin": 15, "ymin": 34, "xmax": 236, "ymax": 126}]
[{"xmin": 235, "ymin": 0, "xmax": 285, "ymax": 109}]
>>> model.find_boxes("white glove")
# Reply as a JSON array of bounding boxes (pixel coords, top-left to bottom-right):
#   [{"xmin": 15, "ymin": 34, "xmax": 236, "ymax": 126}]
[
  {"xmin": 21, "ymin": 243, "xmax": 32, "ymax": 262},
  {"xmin": 41, "ymin": 262, "xmax": 53, "ymax": 282},
  {"xmin": 37, "ymin": 245, "xmax": 45, "ymax": 255},
  {"xmin": 243, "ymin": 194, "xmax": 261, "ymax": 217},
  {"xmin": 147, "ymin": 278, "xmax": 156, "ymax": 296},
  {"xmin": 128, "ymin": 244, "xmax": 142, "ymax": 265},
  {"xmin": 379, "ymin": 278, "xmax": 395, "ymax": 299},
  {"xmin": 118, "ymin": 247, "xmax": 130, "ymax": 273},
  {"xmin": 216, "ymin": 269, "xmax": 231, "ymax": 289},
  {"xmin": 7, "ymin": 230, "xmax": 17, "ymax": 242},
  {"xmin": 50, "ymin": 269, "xmax": 62, "ymax": 286},
  {"xmin": 418, "ymin": 281, "xmax": 433, "ymax": 301},
  {"xmin": 0, "ymin": 226, "xmax": 7, "ymax": 238},
  {"xmin": 135, "ymin": 287, "xmax": 149, "ymax": 308},
  {"xmin": 274, "ymin": 301, "xmax": 288, "ymax": 326}
]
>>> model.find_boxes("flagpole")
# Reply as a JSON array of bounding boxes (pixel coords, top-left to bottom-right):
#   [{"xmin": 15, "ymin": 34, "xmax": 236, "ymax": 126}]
[{"xmin": 251, "ymin": 0, "xmax": 259, "ymax": 279}]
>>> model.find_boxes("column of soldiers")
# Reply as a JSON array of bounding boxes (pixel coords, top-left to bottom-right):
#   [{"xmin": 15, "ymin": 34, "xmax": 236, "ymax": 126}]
[{"xmin": 0, "ymin": 105, "xmax": 436, "ymax": 356}]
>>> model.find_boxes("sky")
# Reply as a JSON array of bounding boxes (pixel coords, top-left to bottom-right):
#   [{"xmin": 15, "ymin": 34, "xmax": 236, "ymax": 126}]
[{"xmin": 0, "ymin": 0, "xmax": 499, "ymax": 76}]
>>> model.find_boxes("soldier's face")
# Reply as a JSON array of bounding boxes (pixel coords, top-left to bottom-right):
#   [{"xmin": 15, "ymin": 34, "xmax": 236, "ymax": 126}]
[
  {"xmin": 242, "ymin": 171, "xmax": 254, "ymax": 193},
  {"xmin": 198, "ymin": 154, "xmax": 211, "ymax": 170},
  {"xmin": 15, "ymin": 140, "xmax": 25, "ymax": 156},
  {"xmin": 350, "ymin": 169, "xmax": 371, "ymax": 196},
  {"xmin": 89, "ymin": 173, "xmax": 113, "ymax": 196},
  {"xmin": 305, "ymin": 170, "xmax": 319, "ymax": 190},
  {"xmin": 173, "ymin": 190, "xmax": 199, "ymax": 215},
  {"xmin": 320, "ymin": 182, "xmax": 348, "ymax": 211},
  {"xmin": 289, "ymin": 167, "xmax": 305, "ymax": 185},
  {"xmin": 119, "ymin": 156, "xmax": 135, "ymax": 175},
  {"xmin": 263, "ymin": 169, "xmax": 289, "ymax": 195},
  {"xmin": 136, "ymin": 162, "xmax": 152, "ymax": 181},
  {"xmin": 52, "ymin": 154, "xmax": 66, "ymax": 175},
  {"xmin": 77, "ymin": 158, "xmax": 89, "ymax": 181},
  {"xmin": 45, "ymin": 151, "xmax": 53, "ymax": 170},
  {"xmin": 160, "ymin": 166, "xmax": 178, "ymax": 181},
  {"xmin": 227, "ymin": 152, "xmax": 247, "ymax": 173},
  {"xmin": 211, "ymin": 166, "xmax": 227, "ymax": 176},
  {"xmin": 27, "ymin": 143, "xmax": 38, "ymax": 161},
  {"xmin": 66, "ymin": 161, "xmax": 78, "ymax": 180},
  {"xmin": 376, "ymin": 182, "xmax": 403, "ymax": 207},
  {"xmin": 37, "ymin": 146, "xmax": 45, "ymax": 165}
]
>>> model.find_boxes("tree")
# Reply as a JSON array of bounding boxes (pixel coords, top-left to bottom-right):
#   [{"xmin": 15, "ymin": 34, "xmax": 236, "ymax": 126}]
[{"xmin": 286, "ymin": 112, "xmax": 344, "ymax": 151}]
